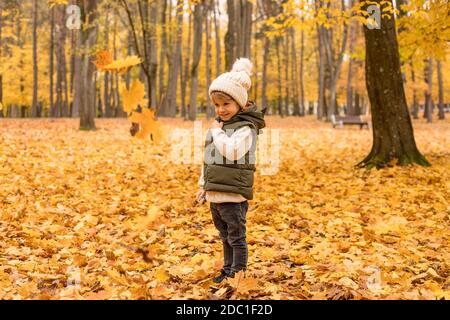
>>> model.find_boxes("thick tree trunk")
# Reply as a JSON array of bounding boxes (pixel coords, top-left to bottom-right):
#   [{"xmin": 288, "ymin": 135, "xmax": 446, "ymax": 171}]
[
  {"xmin": 55, "ymin": 5, "xmax": 69, "ymax": 118},
  {"xmin": 78, "ymin": 0, "xmax": 98, "ymax": 130},
  {"xmin": 225, "ymin": 0, "xmax": 253, "ymax": 70},
  {"xmin": 225, "ymin": 0, "xmax": 236, "ymax": 71},
  {"xmin": 240, "ymin": 0, "xmax": 253, "ymax": 59},
  {"xmin": 163, "ymin": 0, "xmax": 183, "ymax": 117},
  {"xmin": 327, "ymin": 0, "xmax": 348, "ymax": 120},
  {"xmin": 358, "ymin": 0, "xmax": 430, "ymax": 168},
  {"xmin": 188, "ymin": 2, "xmax": 204, "ymax": 121}
]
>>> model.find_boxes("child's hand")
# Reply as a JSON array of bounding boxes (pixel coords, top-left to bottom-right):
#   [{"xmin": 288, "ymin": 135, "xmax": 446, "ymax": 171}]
[
  {"xmin": 194, "ymin": 188, "xmax": 206, "ymax": 205},
  {"xmin": 211, "ymin": 120, "xmax": 224, "ymax": 130}
]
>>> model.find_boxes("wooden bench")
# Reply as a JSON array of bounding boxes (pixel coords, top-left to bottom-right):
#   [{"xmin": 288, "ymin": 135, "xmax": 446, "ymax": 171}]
[{"xmin": 331, "ymin": 115, "xmax": 370, "ymax": 129}]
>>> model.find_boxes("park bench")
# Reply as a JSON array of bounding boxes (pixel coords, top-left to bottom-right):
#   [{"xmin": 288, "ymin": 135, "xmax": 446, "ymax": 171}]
[{"xmin": 331, "ymin": 115, "xmax": 370, "ymax": 129}]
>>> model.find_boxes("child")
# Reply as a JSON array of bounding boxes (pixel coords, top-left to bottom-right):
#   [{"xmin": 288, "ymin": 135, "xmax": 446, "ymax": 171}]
[{"xmin": 195, "ymin": 57, "xmax": 266, "ymax": 283}]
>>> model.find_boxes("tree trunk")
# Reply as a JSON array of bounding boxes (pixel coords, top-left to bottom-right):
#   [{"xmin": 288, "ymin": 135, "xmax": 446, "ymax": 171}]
[
  {"xmin": 225, "ymin": 0, "xmax": 236, "ymax": 71},
  {"xmin": 31, "ymin": 0, "xmax": 39, "ymax": 117},
  {"xmin": 261, "ymin": 37, "xmax": 269, "ymax": 112},
  {"xmin": 317, "ymin": 24, "xmax": 325, "ymax": 119},
  {"xmin": 96, "ymin": 72, "xmax": 102, "ymax": 117},
  {"xmin": 0, "ymin": 1, "xmax": 3, "ymax": 118},
  {"xmin": 16, "ymin": 12, "xmax": 25, "ymax": 118},
  {"xmin": 70, "ymin": 28, "xmax": 76, "ymax": 116},
  {"xmin": 111, "ymin": 14, "xmax": 120, "ymax": 117},
  {"xmin": 188, "ymin": 2, "xmax": 204, "ymax": 121},
  {"xmin": 346, "ymin": 21, "xmax": 356, "ymax": 115},
  {"xmin": 252, "ymin": 28, "xmax": 258, "ymax": 103},
  {"xmin": 291, "ymin": 27, "xmax": 301, "ymax": 116},
  {"xmin": 50, "ymin": 7, "xmax": 55, "ymax": 117},
  {"xmin": 354, "ymin": 92, "xmax": 361, "ymax": 116},
  {"xmin": 424, "ymin": 58, "xmax": 433, "ymax": 123},
  {"xmin": 284, "ymin": 33, "xmax": 290, "ymax": 116},
  {"xmin": 149, "ymin": 0, "xmax": 158, "ymax": 109},
  {"xmin": 205, "ymin": 0, "xmax": 213, "ymax": 120},
  {"xmin": 163, "ymin": 0, "xmax": 183, "ymax": 117},
  {"xmin": 181, "ymin": 9, "xmax": 192, "ymax": 120},
  {"xmin": 103, "ymin": 11, "xmax": 112, "ymax": 117},
  {"xmin": 437, "ymin": 60, "xmax": 445, "ymax": 120},
  {"xmin": 113, "ymin": 13, "xmax": 126, "ymax": 117},
  {"xmin": 276, "ymin": 38, "xmax": 283, "ymax": 117},
  {"xmin": 299, "ymin": 20, "xmax": 305, "ymax": 116},
  {"xmin": 55, "ymin": 5, "xmax": 69, "ymax": 117},
  {"xmin": 213, "ymin": 0, "xmax": 221, "ymax": 77},
  {"xmin": 78, "ymin": 0, "xmax": 98, "ymax": 130},
  {"xmin": 240, "ymin": 0, "xmax": 253, "ymax": 59},
  {"xmin": 327, "ymin": 0, "xmax": 348, "ymax": 120},
  {"xmin": 358, "ymin": 0, "xmax": 430, "ymax": 168},
  {"xmin": 158, "ymin": 0, "xmax": 168, "ymax": 112},
  {"xmin": 410, "ymin": 61, "xmax": 418, "ymax": 119},
  {"xmin": 72, "ymin": 23, "xmax": 82, "ymax": 118}
]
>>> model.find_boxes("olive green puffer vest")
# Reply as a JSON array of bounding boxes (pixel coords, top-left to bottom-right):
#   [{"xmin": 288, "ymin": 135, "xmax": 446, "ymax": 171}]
[{"xmin": 203, "ymin": 119, "xmax": 258, "ymax": 200}]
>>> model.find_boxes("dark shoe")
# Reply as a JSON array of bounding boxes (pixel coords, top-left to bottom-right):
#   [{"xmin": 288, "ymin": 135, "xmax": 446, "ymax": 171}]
[{"xmin": 213, "ymin": 270, "xmax": 234, "ymax": 284}]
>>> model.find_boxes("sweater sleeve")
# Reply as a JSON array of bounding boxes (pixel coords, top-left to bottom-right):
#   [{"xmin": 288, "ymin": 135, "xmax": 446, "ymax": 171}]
[
  {"xmin": 198, "ymin": 164, "xmax": 205, "ymax": 188},
  {"xmin": 210, "ymin": 126, "xmax": 253, "ymax": 162}
]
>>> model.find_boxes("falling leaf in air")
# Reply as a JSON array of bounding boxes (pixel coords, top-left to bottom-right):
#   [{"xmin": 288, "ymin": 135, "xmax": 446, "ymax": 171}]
[
  {"xmin": 103, "ymin": 55, "xmax": 143, "ymax": 74},
  {"xmin": 93, "ymin": 50, "xmax": 113, "ymax": 71},
  {"xmin": 49, "ymin": 0, "xmax": 68, "ymax": 8},
  {"xmin": 129, "ymin": 108, "xmax": 162, "ymax": 141},
  {"xmin": 120, "ymin": 80, "xmax": 148, "ymax": 114}
]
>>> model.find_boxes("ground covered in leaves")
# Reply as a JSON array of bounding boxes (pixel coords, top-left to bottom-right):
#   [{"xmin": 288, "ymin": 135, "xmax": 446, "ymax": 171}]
[{"xmin": 0, "ymin": 116, "xmax": 448, "ymax": 300}]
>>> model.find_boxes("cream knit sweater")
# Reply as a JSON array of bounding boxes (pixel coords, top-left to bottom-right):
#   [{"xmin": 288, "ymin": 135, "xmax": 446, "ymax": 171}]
[{"xmin": 198, "ymin": 126, "xmax": 253, "ymax": 203}]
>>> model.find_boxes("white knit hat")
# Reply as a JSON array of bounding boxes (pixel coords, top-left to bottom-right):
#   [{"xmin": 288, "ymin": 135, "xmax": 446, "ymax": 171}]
[{"xmin": 209, "ymin": 57, "xmax": 253, "ymax": 109}]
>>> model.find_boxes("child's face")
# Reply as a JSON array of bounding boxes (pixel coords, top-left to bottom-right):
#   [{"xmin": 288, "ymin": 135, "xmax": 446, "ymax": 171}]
[{"xmin": 212, "ymin": 96, "xmax": 241, "ymax": 121}]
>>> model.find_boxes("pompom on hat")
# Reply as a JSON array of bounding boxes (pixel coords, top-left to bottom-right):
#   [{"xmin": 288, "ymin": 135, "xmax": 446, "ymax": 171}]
[{"xmin": 209, "ymin": 57, "xmax": 253, "ymax": 109}]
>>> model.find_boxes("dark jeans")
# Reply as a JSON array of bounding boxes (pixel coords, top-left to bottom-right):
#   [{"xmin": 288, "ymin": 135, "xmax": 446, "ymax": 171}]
[{"xmin": 210, "ymin": 201, "xmax": 249, "ymax": 275}]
